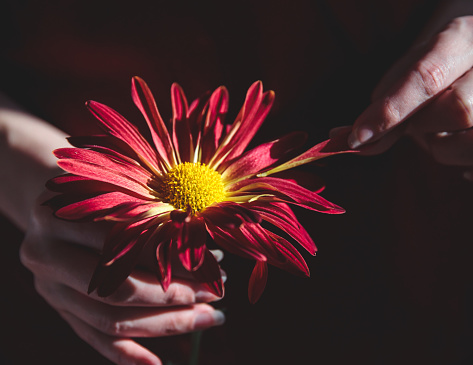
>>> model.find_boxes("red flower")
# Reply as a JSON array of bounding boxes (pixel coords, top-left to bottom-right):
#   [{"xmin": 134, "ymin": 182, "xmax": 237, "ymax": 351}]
[{"xmin": 47, "ymin": 78, "xmax": 354, "ymax": 303}]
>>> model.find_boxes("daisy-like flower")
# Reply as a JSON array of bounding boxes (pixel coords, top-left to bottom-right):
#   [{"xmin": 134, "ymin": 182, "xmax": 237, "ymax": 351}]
[{"xmin": 47, "ymin": 77, "xmax": 353, "ymax": 303}]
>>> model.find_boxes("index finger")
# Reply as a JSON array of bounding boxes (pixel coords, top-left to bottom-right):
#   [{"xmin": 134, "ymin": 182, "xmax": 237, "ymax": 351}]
[{"xmin": 348, "ymin": 16, "xmax": 473, "ymax": 148}]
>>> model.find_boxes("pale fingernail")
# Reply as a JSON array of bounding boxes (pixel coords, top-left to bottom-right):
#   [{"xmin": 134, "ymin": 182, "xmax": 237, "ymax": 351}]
[
  {"xmin": 194, "ymin": 310, "xmax": 226, "ymax": 329},
  {"xmin": 348, "ymin": 127, "xmax": 373, "ymax": 148},
  {"xmin": 195, "ymin": 290, "xmax": 221, "ymax": 302}
]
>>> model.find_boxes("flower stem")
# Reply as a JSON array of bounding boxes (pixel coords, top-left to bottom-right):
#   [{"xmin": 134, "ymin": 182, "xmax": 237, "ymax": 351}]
[{"xmin": 189, "ymin": 330, "xmax": 203, "ymax": 365}]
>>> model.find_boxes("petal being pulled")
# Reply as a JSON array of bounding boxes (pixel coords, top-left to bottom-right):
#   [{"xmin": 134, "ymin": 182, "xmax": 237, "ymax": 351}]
[{"xmin": 228, "ymin": 177, "xmax": 345, "ymax": 214}]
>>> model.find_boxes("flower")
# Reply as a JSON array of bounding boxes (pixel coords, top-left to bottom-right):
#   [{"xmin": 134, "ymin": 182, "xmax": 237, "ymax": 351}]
[{"xmin": 46, "ymin": 77, "xmax": 354, "ymax": 303}]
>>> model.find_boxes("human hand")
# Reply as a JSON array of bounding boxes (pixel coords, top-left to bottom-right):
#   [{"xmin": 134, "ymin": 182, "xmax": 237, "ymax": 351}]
[
  {"xmin": 20, "ymin": 193, "xmax": 225, "ymax": 365},
  {"xmin": 335, "ymin": 16, "xmax": 473, "ymax": 179}
]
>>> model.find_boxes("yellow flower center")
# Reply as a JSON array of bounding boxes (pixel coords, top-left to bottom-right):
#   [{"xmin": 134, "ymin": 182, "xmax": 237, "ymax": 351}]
[{"xmin": 161, "ymin": 162, "xmax": 225, "ymax": 213}]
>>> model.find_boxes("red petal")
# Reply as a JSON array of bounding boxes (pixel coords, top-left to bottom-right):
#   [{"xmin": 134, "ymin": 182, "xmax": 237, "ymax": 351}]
[
  {"xmin": 67, "ymin": 135, "xmax": 141, "ymax": 163},
  {"xmin": 226, "ymin": 89, "xmax": 275, "ymax": 161},
  {"xmin": 191, "ymin": 248, "xmax": 224, "ymax": 297},
  {"xmin": 201, "ymin": 202, "xmax": 261, "ymax": 227},
  {"xmin": 206, "ymin": 222, "xmax": 267, "ymax": 261},
  {"xmin": 55, "ymin": 148, "xmax": 152, "ymax": 184},
  {"xmin": 171, "ymin": 83, "xmax": 193, "ymax": 163},
  {"xmin": 86, "ymin": 100, "xmax": 162, "ymax": 172},
  {"xmin": 57, "ymin": 159, "xmax": 154, "ymax": 199},
  {"xmin": 220, "ymin": 132, "xmax": 306, "ymax": 181},
  {"xmin": 176, "ymin": 217, "xmax": 207, "ymax": 272},
  {"xmin": 228, "ymin": 177, "xmax": 345, "ymax": 214},
  {"xmin": 201, "ymin": 86, "xmax": 229, "ymax": 162},
  {"xmin": 248, "ymin": 261, "xmax": 268, "ymax": 304},
  {"xmin": 156, "ymin": 240, "xmax": 173, "ymax": 292},
  {"xmin": 247, "ymin": 202, "xmax": 317, "ymax": 255},
  {"xmin": 263, "ymin": 130, "xmax": 358, "ymax": 176},
  {"xmin": 55, "ymin": 192, "xmax": 145, "ymax": 220},
  {"xmin": 241, "ymin": 224, "xmax": 309, "ymax": 277},
  {"xmin": 88, "ymin": 228, "xmax": 152, "ymax": 297},
  {"xmin": 131, "ymin": 76, "xmax": 176, "ymax": 169}
]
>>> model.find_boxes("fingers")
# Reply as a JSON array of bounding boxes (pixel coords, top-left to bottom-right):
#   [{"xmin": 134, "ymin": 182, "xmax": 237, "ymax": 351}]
[
  {"xmin": 408, "ymin": 68, "xmax": 473, "ymax": 134},
  {"xmin": 21, "ymin": 235, "xmax": 222, "ymax": 307},
  {"xmin": 349, "ymin": 16, "xmax": 473, "ymax": 149},
  {"xmin": 37, "ymin": 280, "xmax": 225, "ymax": 338},
  {"xmin": 59, "ymin": 311, "xmax": 162, "ymax": 365},
  {"xmin": 426, "ymin": 129, "xmax": 473, "ymax": 166}
]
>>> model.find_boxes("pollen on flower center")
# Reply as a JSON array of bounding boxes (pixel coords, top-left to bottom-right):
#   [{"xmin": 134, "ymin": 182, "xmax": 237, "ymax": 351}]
[{"xmin": 161, "ymin": 162, "xmax": 225, "ymax": 213}]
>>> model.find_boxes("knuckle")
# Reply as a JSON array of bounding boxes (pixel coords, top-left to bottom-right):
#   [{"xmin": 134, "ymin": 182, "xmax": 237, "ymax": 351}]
[
  {"xmin": 19, "ymin": 237, "xmax": 43, "ymax": 271},
  {"xmin": 415, "ymin": 59, "xmax": 448, "ymax": 98},
  {"xmin": 162, "ymin": 314, "xmax": 192, "ymax": 335},
  {"xmin": 162, "ymin": 284, "xmax": 195, "ymax": 305},
  {"xmin": 98, "ymin": 315, "xmax": 128, "ymax": 336},
  {"xmin": 380, "ymin": 98, "xmax": 402, "ymax": 130}
]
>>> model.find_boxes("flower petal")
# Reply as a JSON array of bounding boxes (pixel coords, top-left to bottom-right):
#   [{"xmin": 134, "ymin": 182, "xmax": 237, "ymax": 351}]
[
  {"xmin": 261, "ymin": 130, "xmax": 358, "ymax": 176},
  {"xmin": 170, "ymin": 83, "xmax": 192, "ymax": 163},
  {"xmin": 131, "ymin": 76, "xmax": 176, "ymax": 169},
  {"xmin": 88, "ymin": 228, "xmax": 153, "ymax": 297},
  {"xmin": 176, "ymin": 217, "xmax": 207, "ymax": 272},
  {"xmin": 228, "ymin": 177, "xmax": 344, "ymax": 214},
  {"xmin": 247, "ymin": 202, "xmax": 317, "ymax": 255},
  {"xmin": 248, "ymin": 261, "xmax": 268, "ymax": 304},
  {"xmin": 240, "ymin": 224, "xmax": 309, "ymax": 277},
  {"xmin": 55, "ymin": 148, "xmax": 152, "ymax": 184},
  {"xmin": 57, "ymin": 158, "xmax": 155, "ymax": 199},
  {"xmin": 220, "ymin": 131, "xmax": 306, "ymax": 181},
  {"xmin": 205, "ymin": 221, "xmax": 267, "ymax": 261},
  {"xmin": 55, "ymin": 192, "xmax": 146, "ymax": 220},
  {"xmin": 191, "ymin": 248, "xmax": 224, "ymax": 297},
  {"xmin": 201, "ymin": 86, "xmax": 229, "ymax": 163},
  {"xmin": 86, "ymin": 100, "xmax": 162, "ymax": 172},
  {"xmin": 210, "ymin": 82, "xmax": 275, "ymax": 169}
]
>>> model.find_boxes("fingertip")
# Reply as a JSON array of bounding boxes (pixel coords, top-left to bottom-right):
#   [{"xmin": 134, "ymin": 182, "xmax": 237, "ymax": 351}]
[
  {"xmin": 193, "ymin": 306, "xmax": 226, "ymax": 330},
  {"xmin": 348, "ymin": 127, "xmax": 374, "ymax": 149}
]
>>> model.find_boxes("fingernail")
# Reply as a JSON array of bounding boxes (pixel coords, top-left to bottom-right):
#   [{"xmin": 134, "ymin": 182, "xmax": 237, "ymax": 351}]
[
  {"xmin": 220, "ymin": 269, "xmax": 227, "ymax": 283},
  {"xmin": 329, "ymin": 126, "xmax": 347, "ymax": 138},
  {"xmin": 349, "ymin": 127, "xmax": 373, "ymax": 148},
  {"xmin": 195, "ymin": 290, "xmax": 221, "ymax": 302},
  {"xmin": 194, "ymin": 310, "xmax": 226, "ymax": 329}
]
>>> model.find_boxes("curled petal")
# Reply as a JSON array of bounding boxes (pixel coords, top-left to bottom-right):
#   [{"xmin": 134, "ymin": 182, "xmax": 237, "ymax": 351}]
[
  {"xmin": 191, "ymin": 248, "xmax": 224, "ymax": 297},
  {"xmin": 176, "ymin": 217, "xmax": 207, "ymax": 272},
  {"xmin": 248, "ymin": 261, "xmax": 268, "ymax": 304},
  {"xmin": 156, "ymin": 240, "xmax": 173, "ymax": 292},
  {"xmin": 241, "ymin": 224, "xmax": 309, "ymax": 277},
  {"xmin": 206, "ymin": 222, "xmax": 267, "ymax": 261},
  {"xmin": 247, "ymin": 202, "xmax": 317, "ymax": 255},
  {"xmin": 88, "ymin": 227, "xmax": 153, "ymax": 296}
]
